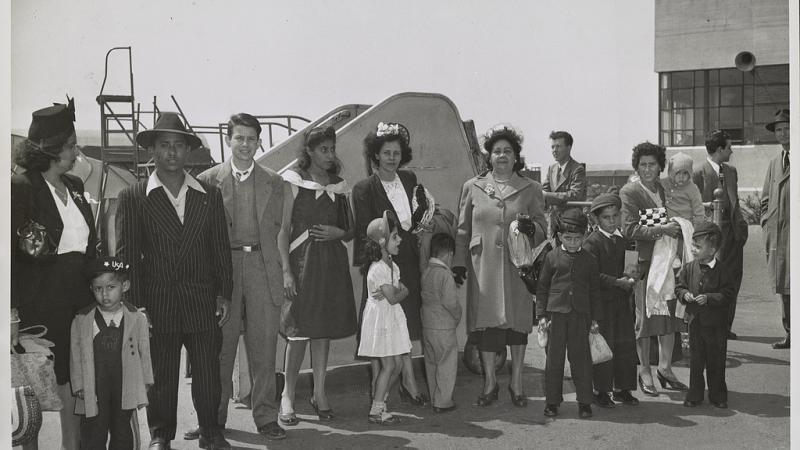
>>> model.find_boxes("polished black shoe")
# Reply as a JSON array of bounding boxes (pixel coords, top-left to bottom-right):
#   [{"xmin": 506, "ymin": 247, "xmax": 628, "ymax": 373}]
[
  {"xmin": 183, "ymin": 426, "xmax": 201, "ymax": 440},
  {"xmin": 612, "ymin": 390, "xmax": 640, "ymax": 406},
  {"xmin": 578, "ymin": 403, "xmax": 593, "ymax": 418},
  {"xmin": 656, "ymin": 370, "xmax": 688, "ymax": 391},
  {"xmin": 710, "ymin": 400, "xmax": 728, "ymax": 409},
  {"xmin": 310, "ymin": 398, "xmax": 334, "ymax": 421},
  {"xmin": 772, "ymin": 336, "xmax": 790, "ymax": 349},
  {"xmin": 543, "ymin": 403, "xmax": 558, "ymax": 417},
  {"xmin": 432, "ymin": 404, "xmax": 458, "ymax": 413},
  {"xmin": 399, "ymin": 384, "xmax": 429, "ymax": 406},
  {"xmin": 683, "ymin": 399, "xmax": 701, "ymax": 407},
  {"xmin": 148, "ymin": 437, "xmax": 171, "ymax": 450},
  {"xmin": 727, "ymin": 331, "xmax": 738, "ymax": 340},
  {"xmin": 508, "ymin": 385, "xmax": 528, "ymax": 407},
  {"xmin": 199, "ymin": 434, "xmax": 231, "ymax": 450},
  {"xmin": 593, "ymin": 392, "xmax": 615, "ymax": 408},
  {"xmin": 475, "ymin": 384, "xmax": 499, "ymax": 406},
  {"xmin": 638, "ymin": 375, "xmax": 658, "ymax": 397},
  {"xmin": 258, "ymin": 421, "xmax": 287, "ymax": 441}
]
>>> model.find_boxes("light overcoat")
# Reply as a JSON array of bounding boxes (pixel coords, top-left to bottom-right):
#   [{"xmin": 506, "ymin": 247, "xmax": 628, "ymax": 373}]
[
  {"xmin": 454, "ymin": 172, "xmax": 546, "ymax": 333},
  {"xmin": 760, "ymin": 152, "xmax": 790, "ymax": 294}
]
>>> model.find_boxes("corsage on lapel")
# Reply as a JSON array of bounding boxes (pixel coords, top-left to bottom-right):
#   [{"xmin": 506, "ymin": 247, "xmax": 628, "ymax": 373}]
[{"xmin": 70, "ymin": 190, "xmax": 85, "ymax": 206}]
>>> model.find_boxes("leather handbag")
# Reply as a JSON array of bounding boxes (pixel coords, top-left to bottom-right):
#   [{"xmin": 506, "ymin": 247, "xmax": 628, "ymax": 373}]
[
  {"xmin": 10, "ymin": 326, "xmax": 63, "ymax": 411},
  {"xmin": 16, "ymin": 219, "xmax": 55, "ymax": 258},
  {"xmin": 11, "ymin": 386, "xmax": 42, "ymax": 446}
]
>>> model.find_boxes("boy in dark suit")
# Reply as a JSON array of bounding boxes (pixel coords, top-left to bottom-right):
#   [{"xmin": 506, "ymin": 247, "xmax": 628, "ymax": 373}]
[
  {"xmin": 675, "ymin": 222, "xmax": 734, "ymax": 408},
  {"xmin": 582, "ymin": 194, "xmax": 639, "ymax": 408},
  {"xmin": 536, "ymin": 209, "xmax": 602, "ymax": 419}
]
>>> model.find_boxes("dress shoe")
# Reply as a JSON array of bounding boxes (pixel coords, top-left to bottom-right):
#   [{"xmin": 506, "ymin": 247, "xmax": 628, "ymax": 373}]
[
  {"xmin": 578, "ymin": 403, "xmax": 593, "ymax": 418},
  {"xmin": 278, "ymin": 411, "xmax": 299, "ymax": 426},
  {"xmin": 508, "ymin": 385, "xmax": 528, "ymax": 407},
  {"xmin": 475, "ymin": 384, "xmax": 499, "ymax": 407},
  {"xmin": 148, "ymin": 437, "xmax": 171, "ymax": 449},
  {"xmin": 257, "ymin": 421, "xmax": 287, "ymax": 441},
  {"xmin": 638, "ymin": 375, "xmax": 658, "ymax": 397},
  {"xmin": 399, "ymin": 384, "xmax": 429, "ymax": 406},
  {"xmin": 683, "ymin": 399, "xmax": 701, "ymax": 407},
  {"xmin": 612, "ymin": 390, "xmax": 640, "ymax": 406},
  {"xmin": 183, "ymin": 426, "xmax": 201, "ymax": 440},
  {"xmin": 727, "ymin": 331, "xmax": 738, "ymax": 340},
  {"xmin": 710, "ymin": 400, "xmax": 728, "ymax": 409},
  {"xmin": 593, "ymin": 392, "xmax": 615, "ymax": 408},
  {"xmin": 432, "ymin": 404, "xmax": 458, "ymax": 413},
  {"xmin": 656, "ymin": 370, "xmax": 688, "ymax": 391},
  {"xmin": 772, "ymin": 336, "xmax": 790, "ymax": 349},
  {"xmin": 199, "ymin": 434, "xmax": 231, "ymax": 450},
  {"xmin": 310, "ymin": 398, "xmax": 334, "ymax": 421},
  {"xmin": 543, "ymin": 404, "xmax": 558, "ymax": 417}
]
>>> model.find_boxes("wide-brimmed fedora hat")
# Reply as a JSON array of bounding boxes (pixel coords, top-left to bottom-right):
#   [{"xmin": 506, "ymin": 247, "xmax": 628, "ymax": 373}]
[
  {"xmin": 765, "ymin": 109, "xmax": 789, "ymax": 132},
  {"xmin": 28, "ymin": 97, "xmax": 76, "ymax": 145},
  {"xmin": 136, "ymin": 112, "xmax": 202, "ymax": 149}
]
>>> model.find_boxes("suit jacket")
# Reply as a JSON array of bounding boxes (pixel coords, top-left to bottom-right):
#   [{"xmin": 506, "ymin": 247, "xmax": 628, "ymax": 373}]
[
  {"xmin": 760, "ymin": 151, "xmax": 790, "ymax": 294},
  {"xmin": 454, "ymin": 172, "xmax": 547, "ymax": 333},
  {"xmin": 197, "ymin": 160, "xmax": 288, "ymax": 305},
  {"xmin": 619, "ymin": 180, "xmax": 666, "ymax": 264},
  {"xmin": 582, "ymin": 230, "xmax": 629, "ymax": 307},
  {"xmin": 11, "ymin": 171, "xmax": 98, "ymax": 309},
  {"xmin": 541, "ymin": 157, "xmax": 587, "ymax": 206},
  {"xmin": 535, "ymin": 246, "xmax": 602, "ymax": 321},
  {"xmin": 420, "ymin": 259, "xmax": 462, "ymax": 330},
  {"xmin": 115, "ymin": 174, "xmax": 233, "ymax": 333},
  {"xmin": 70, "ymin": 302, "xmax": 154, "ymax": 417},
  {"xmin": 693, "ymin": 160, "xmax": 748, "ymax": 241},
  {"xmin": 675, "ymin": 260, "xmax": 734, "ymax": 327}
]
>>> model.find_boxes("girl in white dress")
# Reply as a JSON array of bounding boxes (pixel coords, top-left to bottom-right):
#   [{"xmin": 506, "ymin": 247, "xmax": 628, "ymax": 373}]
[{"xmin": 358, "ymin": 211, "xmax": 412, "ymax": 424}]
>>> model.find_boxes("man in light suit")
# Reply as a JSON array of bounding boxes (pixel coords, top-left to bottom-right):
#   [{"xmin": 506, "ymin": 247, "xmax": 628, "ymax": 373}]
[
  {"xmin": 542, "ymin": 130, "xmax": 587, "ymax": 236},
  {"xmin": 195, "ymin": 113, "xmax": 293, "ymax": 441},
  {"xmin": 116, "ymin": 112, "xmax": 232, "ymax": 450},
  {"xmin": 761, "ymin": 109, "xmax": 790, "ymax": 349},
  {"xmin": 693, "ymin": 129, "xmax": 748, "ymax": 340}
]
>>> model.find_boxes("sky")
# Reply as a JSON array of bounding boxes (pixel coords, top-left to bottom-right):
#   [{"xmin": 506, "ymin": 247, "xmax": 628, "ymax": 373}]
[{"xmin": 10, "ymin": 0, "xmax": 657, "ymax": 167}]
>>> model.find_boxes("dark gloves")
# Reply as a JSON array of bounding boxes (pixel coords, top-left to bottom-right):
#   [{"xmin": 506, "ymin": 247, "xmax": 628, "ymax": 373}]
[
  {"xmin": 452, "ymin": 266, "xmax": 467, "ymax": 286},
  {"xmin": 517, "ymin": 216, "xmax": 536, "ymax": 237},
  {"xmin": 411, "ymin": 184, "xmax": 429, "ymax": 226}
]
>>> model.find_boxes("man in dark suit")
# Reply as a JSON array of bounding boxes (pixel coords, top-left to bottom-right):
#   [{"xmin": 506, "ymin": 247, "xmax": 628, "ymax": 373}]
[
  {"xmin": 693, "ymin": 129, "xmax": 748, "ymax": 340},
  {"xmin": 116, "ymin": 112, "xmax": 233, "ymax": 450},
  {"xmin": 542, "ymin": 131, "xmax": 587, "ymax": 236}
]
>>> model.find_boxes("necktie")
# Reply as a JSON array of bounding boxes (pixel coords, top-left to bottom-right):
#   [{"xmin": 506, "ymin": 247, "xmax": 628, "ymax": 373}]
[
  {"xmin": 783, "ymin": 151, "xmax": 789, "ymax": 171},
  {"xmin": 556, "ymin": 166, "xmax": 562, "ymax": 181},
  {"xmin": 235, "ymin": 170, "xmax": 248, "ymax": 182}
]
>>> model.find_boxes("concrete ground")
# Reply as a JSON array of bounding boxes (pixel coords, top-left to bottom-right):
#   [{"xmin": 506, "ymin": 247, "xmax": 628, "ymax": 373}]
[{"xmin": 37, "ymin": 226, "xmax": 790, "ymax": 449}]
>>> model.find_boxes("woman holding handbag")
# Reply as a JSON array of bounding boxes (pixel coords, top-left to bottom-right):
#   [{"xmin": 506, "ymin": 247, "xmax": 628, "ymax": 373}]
[{"xmin": 11, "ymin": 99, "xmax": 98, "ymax": 450}]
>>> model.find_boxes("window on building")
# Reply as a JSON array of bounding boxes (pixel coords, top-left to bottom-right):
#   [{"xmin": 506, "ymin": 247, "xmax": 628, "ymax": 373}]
[{"xmin": 659, "ymin": 64, "xmax": 788, "ymax": 146}]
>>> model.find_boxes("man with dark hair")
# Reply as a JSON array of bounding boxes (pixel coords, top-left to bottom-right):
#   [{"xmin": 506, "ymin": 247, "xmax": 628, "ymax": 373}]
[
  {"xmin": 693, "ymin": 129, "xmax": 748, "ymax": 340},
  {"xmin": 542, "ymin": 131, "xmax": 587, "ymax": 236},
  {"xmin": 761, "ymin": 109, "xmax": 790, "ymax": 349}
]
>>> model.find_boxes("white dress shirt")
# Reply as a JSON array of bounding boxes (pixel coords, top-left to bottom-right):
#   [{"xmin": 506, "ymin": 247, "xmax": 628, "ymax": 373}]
[{"xmin": 146, "ymin": 171, "xmax": 207, "ymax": 224}]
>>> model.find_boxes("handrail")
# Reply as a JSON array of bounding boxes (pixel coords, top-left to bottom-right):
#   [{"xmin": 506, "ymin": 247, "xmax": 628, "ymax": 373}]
[{"xmin": 97, "ymin": 47, "xmax": 131, "ymax": 98}]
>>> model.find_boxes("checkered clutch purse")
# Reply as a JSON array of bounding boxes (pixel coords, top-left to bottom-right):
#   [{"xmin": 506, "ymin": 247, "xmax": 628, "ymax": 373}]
[{"xmin": 638, "ymin": 207, "xmax": 668, "ymax": 226}]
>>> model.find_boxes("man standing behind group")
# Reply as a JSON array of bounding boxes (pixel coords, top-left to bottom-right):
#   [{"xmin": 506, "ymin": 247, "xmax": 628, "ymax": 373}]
[
  {"xmin": 196, "ymin": 113, "xmax": 294, "ymax": 441},
  {"xmin": 116, "ymin": 112, "xmax": 232, "ymax": 450},
  {"xmin": 693, "ymin": 129, "xmax": 748, "ymax": 340},
  {"xmin": 542, "ymin": 131, "xmax": 587, "ymax": 235},
  {"xmin": 761, "ymin": 110, "xmax": 790, "ymax": 349}
]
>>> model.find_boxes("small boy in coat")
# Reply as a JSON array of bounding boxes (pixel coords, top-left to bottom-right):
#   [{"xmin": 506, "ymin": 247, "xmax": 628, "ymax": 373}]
[
  {"xmin": 583, "ymin": 194, "xmax": 639, "ymax": 408},
  {"xmin": 70, "ymin": 257, "xmax": 153, "ymax": 449},
  {"xmin": 536, "ymin": 209, "xmax": 602, "ymax": 419},
  {"xmin": 421, "ymin": 233, "xmax": 462, "ymax": 413},
  {"xmin": 675, "ymin": 222, "xmax": 734, "ymax": 409}
]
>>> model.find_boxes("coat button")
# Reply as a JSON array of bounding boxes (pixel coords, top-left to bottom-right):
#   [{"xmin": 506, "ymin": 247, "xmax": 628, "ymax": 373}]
[{"xmin": 132, "ymin": 352, "xmax": 136, "ymax": 355}]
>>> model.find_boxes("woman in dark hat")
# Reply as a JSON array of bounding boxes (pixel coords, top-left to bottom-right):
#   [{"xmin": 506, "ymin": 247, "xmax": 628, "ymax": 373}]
[
  {"xmin": 453, "ymin": 124, "xmax": 546, "ymax": 407},
  {"xmin": 11, "ymin": 98, "xmax": 98, "ymax": 449},
  {"xmin": 352, "ymin": 121, "xmax": 430, "ymax": 405}
]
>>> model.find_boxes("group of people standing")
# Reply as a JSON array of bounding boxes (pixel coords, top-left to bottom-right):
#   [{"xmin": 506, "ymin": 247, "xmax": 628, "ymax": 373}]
[{"xmin": 10, "ymin": 96, "xmax": 790, "ymax": 448}]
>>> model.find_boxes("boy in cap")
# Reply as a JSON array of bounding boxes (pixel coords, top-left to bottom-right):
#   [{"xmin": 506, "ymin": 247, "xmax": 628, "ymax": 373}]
[
  {"xmin": 582, "ymin": 193, "xmax": 639, "ymax": 408},
  {"xmin": 70, "ymin": 257, "xmax": 153, "ymax": 449},
  {"xmin": 675, "ymin": 222, "xmax": 735, "ymax": 408},
  {"xmin": 536, "ymin": 209, "xmax": 602, "ymax": 419}
]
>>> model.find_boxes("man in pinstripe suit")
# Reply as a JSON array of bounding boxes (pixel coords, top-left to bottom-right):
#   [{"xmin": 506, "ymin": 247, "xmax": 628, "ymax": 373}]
[{"xmin": 116, "ymin": 112, "xmax": 233, "ymax": 450}]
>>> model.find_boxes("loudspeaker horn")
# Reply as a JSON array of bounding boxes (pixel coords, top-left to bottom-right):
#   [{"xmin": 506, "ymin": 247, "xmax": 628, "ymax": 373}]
[{"xmin": 735, "ymin": 51, "xmax": 756, "ymax": 72}]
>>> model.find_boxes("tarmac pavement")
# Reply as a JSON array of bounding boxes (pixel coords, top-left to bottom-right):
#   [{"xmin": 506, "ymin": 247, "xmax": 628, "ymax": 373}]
[{"xmin": 36, "ymin": 226, "xmax": 790, "ymax": 449}]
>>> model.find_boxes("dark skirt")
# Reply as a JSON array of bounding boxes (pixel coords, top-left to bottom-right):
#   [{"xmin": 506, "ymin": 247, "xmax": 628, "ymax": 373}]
[{"xmin": 18, "ymin": 252, "xmax": 93, "ymax": 384}]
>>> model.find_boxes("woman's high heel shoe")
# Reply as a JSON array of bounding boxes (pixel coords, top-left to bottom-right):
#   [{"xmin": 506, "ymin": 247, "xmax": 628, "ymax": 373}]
[
  {"xmin": 398, "ymin": 384, "xmax": 429, "ymax": 406},
  {"xmin": 310, "ymin": 398, "xmax": 334, "ymax": 421},
  {"xmin": 638, "ymin": 374, "xmax": 659, "ymax": 397},
  {"xmin": 656, "ymin": 370, "xmax": 688, "ymax": 391},
  {"xmin": 507, "ymin": 385, "xmax": 528, "ymax": 407},
  {"xmin": 476, "ymin": 384, "xmax": 500, "ymax": 406}
]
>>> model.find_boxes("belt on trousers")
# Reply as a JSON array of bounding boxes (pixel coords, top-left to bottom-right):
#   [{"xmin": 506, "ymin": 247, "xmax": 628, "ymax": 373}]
[{"xmin": 231, "ymin": 244, "xmax": 260, "ymax": 252}]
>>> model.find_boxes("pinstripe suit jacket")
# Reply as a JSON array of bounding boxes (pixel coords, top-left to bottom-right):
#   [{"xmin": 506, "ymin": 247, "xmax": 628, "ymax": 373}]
[{"xmin": 115, "ymin": 175, "xmax": 233, "ymax": 333}]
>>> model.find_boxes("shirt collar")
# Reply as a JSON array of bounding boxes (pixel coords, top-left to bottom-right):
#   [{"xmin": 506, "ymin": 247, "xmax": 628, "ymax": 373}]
[
  {"xmin": 699, "ymin": 258, "xmax": 717, "ymax": 269},
  {"xmin": 560, "ymin": 244, "xmax": 582, "ymax": 253},
  {"xmin": 598, "ymin": 227, "xmax": 624, "ymax": 239},
  {"xmin": 232, "ymin": 160, "xmax": 255, "ymax": 178},
  {"xmin": 706, "ymin": 157, "xmax": 721, "ymax": 175},
  {"xmin": 146, "ymin": 170, "xmax": 206, "ymax": 196},
  {"xmin": 428, "ymin": 257, "xmax": 450, "ymax": 269}
]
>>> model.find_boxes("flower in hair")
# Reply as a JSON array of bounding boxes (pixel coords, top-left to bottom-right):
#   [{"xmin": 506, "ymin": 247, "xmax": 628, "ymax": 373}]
[{"xmin": 376, "ymin": 122, "xmax": 400, "ymax": 137}]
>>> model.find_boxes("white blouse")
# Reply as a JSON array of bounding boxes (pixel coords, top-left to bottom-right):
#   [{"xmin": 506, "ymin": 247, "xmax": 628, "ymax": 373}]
[
  {"xmin": 45, "ymin": 180, "xmax": 90, "ymax": 254},
  {"xmin": 380, "ymin": 174, "xmax": 412, "ymax": 231}
]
